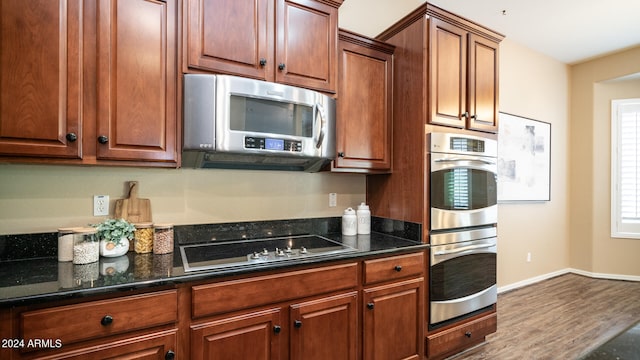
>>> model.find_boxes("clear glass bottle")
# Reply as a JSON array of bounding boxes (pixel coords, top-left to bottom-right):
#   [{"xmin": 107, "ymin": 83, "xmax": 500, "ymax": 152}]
[
  {"xmin": 153, "ymin": 223, "xmax": 174, "ymax": 254},
  {"xmin": 134, "ymin": 222, "xmax": 154, "ymax": 254},
  {"xmin": 58, "ymin": 227, "xmax": 79, "ymax": 262},
  {"xmin": 72, "ymin": 228, "xmax": 99, "ymax": 264}
]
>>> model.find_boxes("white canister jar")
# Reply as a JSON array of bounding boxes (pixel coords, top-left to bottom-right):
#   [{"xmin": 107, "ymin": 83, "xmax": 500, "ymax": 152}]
[
  {"xmin": 356, "ymin": 202, "xmax": 371, "ymax": 234},
  {"xmin": 342, "ymin": 207, "xmax": 357, "ymax": 236}
]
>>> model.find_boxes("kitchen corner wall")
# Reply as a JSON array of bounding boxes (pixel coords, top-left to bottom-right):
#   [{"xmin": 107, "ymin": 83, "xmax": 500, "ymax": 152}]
[
  {"xmin": 0, "ymin": 164, "xmax": 365, "ymax": 235},
  {"xmin": 497, "ymin": 39, "xmax": 571, "ymax": 287},
  {"xmin": 570, "ymin": 46, "xmax": 640, "ymax": 277}
]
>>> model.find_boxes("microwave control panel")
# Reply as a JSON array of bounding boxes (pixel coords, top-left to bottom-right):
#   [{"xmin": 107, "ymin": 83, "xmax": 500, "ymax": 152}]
[{"xmin": 244, "ymin": 137, "xmax": 303, "ymax": 152}]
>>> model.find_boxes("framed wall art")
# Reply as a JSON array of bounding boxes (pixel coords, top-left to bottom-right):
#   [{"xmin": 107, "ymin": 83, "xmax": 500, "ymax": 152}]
[{"xmin": 497, "ymin": 112, "xmax": 551, "ymax": 202}]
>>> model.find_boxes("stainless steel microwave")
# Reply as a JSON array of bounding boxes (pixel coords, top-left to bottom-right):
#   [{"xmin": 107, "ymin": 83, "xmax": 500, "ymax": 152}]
[{"xmin": 182, "ymin": 74, "xmax": 336, "ymax": 171}]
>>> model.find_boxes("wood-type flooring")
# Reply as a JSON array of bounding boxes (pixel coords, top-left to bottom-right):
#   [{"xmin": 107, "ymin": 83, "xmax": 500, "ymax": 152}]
[{"xmin": 449, "ymin": 273, "xmax": 640, "ymax": 359}]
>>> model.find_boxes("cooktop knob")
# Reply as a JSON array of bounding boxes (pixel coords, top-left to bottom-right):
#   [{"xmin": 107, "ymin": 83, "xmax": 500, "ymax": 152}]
[
  {"xmin": 251, "ymin": 252, "xmax": 261, "ymax": 260},
  {"xmin": 262, "ymin": 248, "xmax": 269, "ymax": 256},
  {"xmin": 300, "ymin": 246, "xmax": 308, "ymax": 254},
  {"xmin": 275, "ymin": 248, "xmax": 286, "ymax": 257}
]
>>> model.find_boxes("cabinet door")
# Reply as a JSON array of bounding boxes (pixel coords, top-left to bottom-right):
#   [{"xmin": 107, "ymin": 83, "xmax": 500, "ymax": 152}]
[
  {"xmin": 186, "ymin": 0, "xmax": 273, "ymax": 80},
  {"xmin": 96, "ymin": 0, "xmax": 177, "ymax": 163},
  {"xmin": 428, "ymin": 18, "xmax": 466, "ymax": 129},
  {"xmin": 290, "ymin": 292, "xmax": 358, "ymax": 360},
  {"xmin": 335, "ymin": 32, "xmax": 393, "ymax": 172},
  {"xmin": 276, "ymin": 0, "xmax": 337, "ymax": 93},
  {"xmin": 467, "ymin": 34, "xmax": 499, "ymax": 133},
  {"xmin": 363, "ymin": 278, "xmax": 424, "ymax": 360},
  {"xmin": 40, "ymin": 329, "xmax": 177, "ymax": 360},
  {"xmin": 0, "ymin": 0, "xmax": 82, "ymax": 158},
  {"xmin": 191, "ymin": 308, "xmax": 282, "ymax": 360}
]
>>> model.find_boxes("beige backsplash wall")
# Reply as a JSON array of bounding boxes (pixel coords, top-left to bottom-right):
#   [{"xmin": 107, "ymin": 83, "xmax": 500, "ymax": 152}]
[{"xmin": 0, "ymin": 164, "xmax": 365, "ymax": 235}]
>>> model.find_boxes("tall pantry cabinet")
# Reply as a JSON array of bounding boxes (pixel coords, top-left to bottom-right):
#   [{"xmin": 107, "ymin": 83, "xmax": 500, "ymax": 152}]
[{"xmin": 370, "ymin": 4, "xmax": 503, "ymax": 359}]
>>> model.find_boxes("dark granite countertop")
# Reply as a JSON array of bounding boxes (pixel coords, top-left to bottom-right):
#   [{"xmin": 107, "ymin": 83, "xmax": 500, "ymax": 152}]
[{"xmin": 0, "ymin": 217, "xmax": 426, "ymax": 307}]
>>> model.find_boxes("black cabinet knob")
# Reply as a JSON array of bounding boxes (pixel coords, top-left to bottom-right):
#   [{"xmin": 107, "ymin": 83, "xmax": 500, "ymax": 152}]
[
  {"xmin": 294, "ymin": 320, "xmax": 302, "ymax": 328},
  {"xmin": 278, "ymin": 63, "xmax": 286, "ymax": 71},
  {"xmin": 66, "ymin": 133, "xmax": 77, "ymax": 142},
  {"xmin": 273, "ymin": 325, "xmax": 281, "ymax": 334},
  {"xmin": 465, "ymin": 331, "xmax": 472, "ymax": 338},
  {"xmin": 97, "ymin": 135, "xmax": 109, "ymax": 144},
  {"xmin": 462, "ymin": 111, "xmax": 469, "ymax": 118},
  {"xmin": 100, "ymin": 315, "xmax": 113, "ymax": 326},
  {"xmin": 394, "ymin": 265, "xmax": 403, "ymax": 272},
  {"xmin": 165, "ymin": 350, "xmax": 175, "ymax": 360},
  {"xmin": 338, "ymin": 152, "xmax": 345, "ymax": 158},
  {"xmin": 367, "ymin": 302, "xmax": 374, "ymax": 310},
  {"xmin": 259, "ymin": 58, "xmax": 267, "ymax": 66},
  {"xmin": 470, "ymin": 114, "xmax": 477, "ymax": 120}
]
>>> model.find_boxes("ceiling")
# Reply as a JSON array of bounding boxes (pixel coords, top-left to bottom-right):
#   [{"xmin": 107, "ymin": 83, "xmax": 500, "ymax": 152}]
[{"xmin": 338, "ymin": 0, "xmax": 640, "ymax": 64}]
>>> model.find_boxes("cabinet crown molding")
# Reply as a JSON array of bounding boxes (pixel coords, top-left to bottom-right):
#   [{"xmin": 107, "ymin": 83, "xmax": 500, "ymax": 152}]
[{"xmin": 376, "ymin": 2, "xmax": 505, "ymax": 44}]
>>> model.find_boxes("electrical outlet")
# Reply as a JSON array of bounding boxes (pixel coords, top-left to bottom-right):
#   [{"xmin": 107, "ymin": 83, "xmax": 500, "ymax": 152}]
[
  {"xmin": 329, "ymin": 193, "xmax": 337, "ymax": 207},
  {"xmin": 93, "ymin": 195, "xmax": 109, "ymax": 216},
  {"xmin": 527, "ymin": 252, "xmax": 532, "ymax": 262}
]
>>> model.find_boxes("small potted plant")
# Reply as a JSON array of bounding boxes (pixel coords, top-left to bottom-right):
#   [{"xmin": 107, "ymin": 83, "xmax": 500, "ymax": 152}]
[{"xmin": 94, "ymin": 218, "xmax": 135, "ymax": 257}]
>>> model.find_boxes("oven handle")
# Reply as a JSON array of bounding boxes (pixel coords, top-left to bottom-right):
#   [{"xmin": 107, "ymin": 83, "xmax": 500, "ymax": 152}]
[
  {"xmin": 434, "ymin": 158, "xmax": 496, "ymax": 165},
  {"xmin": 433, "ymin": 243, "xmax": 496, "ymax": 256}
]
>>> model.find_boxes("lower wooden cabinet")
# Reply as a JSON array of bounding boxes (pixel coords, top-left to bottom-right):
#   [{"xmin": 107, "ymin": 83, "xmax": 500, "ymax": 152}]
[
  {"xmin": 190, "ymin": 308, "xmax": 283, "ymax": 360},
  {"xmin": 34, "ymin": 330, "xmax": 177, "ymax": 360},
  {"xmin": 0, "ymin": 252, "xmax": 435, "ymax": 359},
  {"xmin": 426, "ymin": 311, "xmax": 497, "ymax": 359},
  {"xmin": 290, "ymin": 292, "xmax": 358, "ymax": 360},
  {"xmin": 363, "ymin": 278, "xmax": 424, "ymax": 360}
]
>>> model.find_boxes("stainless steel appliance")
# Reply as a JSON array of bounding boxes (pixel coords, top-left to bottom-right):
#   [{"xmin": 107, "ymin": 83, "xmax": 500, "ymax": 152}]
[
  {"xmin": 182, "ymin": 74, "xmax": 336, "ymax": 171},
  {"xmin": 429, "ymin": 132, "xmax": 498, "ymax": 231},
  {"xmin": 429, "ymin": 227, "xmax": 497, "ymax": 325},
  {"xmin": 180, "ymin": 235, "xmax": 355, "ymax": 272},
  {"xmin": 428, "ymin": 132, "xmax": 498, "ymax": 326}
]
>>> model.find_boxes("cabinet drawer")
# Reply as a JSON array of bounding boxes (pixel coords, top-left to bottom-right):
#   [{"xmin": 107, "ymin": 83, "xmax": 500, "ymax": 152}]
[
  {"xmin": 426, "ymin": 312, "xmax": 497, "ymax": 359},
  {"xmin": 364, "ymin": 252, "xmax": 424, "ymax": 285},
  {"xmin": 192, "ymin": 262, "xmax": 358, "ymax": 318},
  {"xmin": 21, "ymin": 290, "xmax": 177, "ymax": 347}
]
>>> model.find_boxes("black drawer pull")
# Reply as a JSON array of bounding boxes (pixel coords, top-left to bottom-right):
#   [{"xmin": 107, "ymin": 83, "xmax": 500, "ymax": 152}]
[
  {"xmin": 294, "ymin": 320, "xmax": 302, "ymax": 328},
  {"xmin": 273, "ymin": 325, "xmax": 281, "ymax": 334},
  {"xmin": 394, "ymin": 265, "xmax": 403, "ymax": 272},
  {"xmin": 101, "ymin": 315, "xmax": 113, "ymax": 326},
  {"xmin": 165, "ymin": 350, "xmax": 175, "ymax": 360},
  {"xmin": 465, "ymin": 331, "xmax": 472, "ymax": 338},
  {"xmin": 367, "ymin": 302, "xmax": 374, "ymax": 310}
]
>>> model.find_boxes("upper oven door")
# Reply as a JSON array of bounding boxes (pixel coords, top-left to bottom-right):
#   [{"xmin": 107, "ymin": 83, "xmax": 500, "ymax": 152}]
[{"xmin": 430, "ymin": 153, "xmax": 498, "ymax": 231}]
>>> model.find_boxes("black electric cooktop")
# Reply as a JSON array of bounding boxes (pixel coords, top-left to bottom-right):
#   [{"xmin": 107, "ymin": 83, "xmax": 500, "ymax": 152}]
[{"xmin": 180, "ymin": 235, "xmax": 356, "ymax": 272}]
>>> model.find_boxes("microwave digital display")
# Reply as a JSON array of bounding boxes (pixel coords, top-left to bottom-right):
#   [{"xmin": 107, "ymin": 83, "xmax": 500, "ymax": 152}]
[
  {"xmin": 230, "ymin": 95, "xmax": 313, "ymax": 137},
  {"xmin": 265, "ymin": 138, "xmax": 284, "ymax": 150}
]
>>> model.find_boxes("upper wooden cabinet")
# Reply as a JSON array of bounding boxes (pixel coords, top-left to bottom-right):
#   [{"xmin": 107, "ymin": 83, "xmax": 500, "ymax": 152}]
[
  {"xmin": 0, "ymin": 0, "xmax": 178, "ymax": 167},
  {"xmin": 429, "ymin": 17, "xmax": 500, "ymax": 132},
  {"xmin": 185, "ymin": 0, "xmax": 341, "ymax": 93},
  {"xmin": 0, "ymin": 0, "xmax": 83, "ymax": 159},
  {"xmin": 333, "ymin": 29, "xmax": 394, "ymax": 173},
  {"xmin": 96, "ymin": 0, "xmax": 178, "ymax": 163}
]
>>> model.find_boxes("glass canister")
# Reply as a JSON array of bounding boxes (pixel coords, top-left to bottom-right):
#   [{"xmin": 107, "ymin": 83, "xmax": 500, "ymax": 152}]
[
  {"xmin": 134, "ymin": 222, "xmax": 154, "ymax": 254},
  {"xmin": 72, "ymin": 228, "xmax": 99, "ymax": 264},
  {"xmin": 153, "ymin": 223, "xmax": 174, "ymax": 254},
  {"xmin": 58, "ymin": 227, "xmax": 79, "ymax": 262}
]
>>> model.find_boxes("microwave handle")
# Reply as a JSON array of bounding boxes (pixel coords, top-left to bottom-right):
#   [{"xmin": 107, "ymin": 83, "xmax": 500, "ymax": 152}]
[{"xmin": 314, "ymin": 103, "xmax": 326, "ymax": 149}]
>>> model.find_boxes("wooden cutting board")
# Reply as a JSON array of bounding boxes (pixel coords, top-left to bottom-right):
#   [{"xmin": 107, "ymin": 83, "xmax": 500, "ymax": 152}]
[{"xmin": 114, "ymin": 181, "xmax": 152, "ymax": 223}]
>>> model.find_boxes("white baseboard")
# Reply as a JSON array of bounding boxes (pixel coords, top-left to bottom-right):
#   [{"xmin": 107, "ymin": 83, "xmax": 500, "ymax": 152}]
[{"xmin": 497, "ymin": 268, "xmax": 640, "ymax": 294}]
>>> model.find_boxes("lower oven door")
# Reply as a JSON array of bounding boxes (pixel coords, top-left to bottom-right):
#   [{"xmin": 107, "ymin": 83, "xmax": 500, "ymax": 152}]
[{"xmin": 430, "ymin": 236, "xmax": 497, "ymax": 325}]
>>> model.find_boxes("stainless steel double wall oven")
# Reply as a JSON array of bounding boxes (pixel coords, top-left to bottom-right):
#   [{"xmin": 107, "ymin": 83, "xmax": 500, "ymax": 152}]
[{"xmin": 428, "ymin": 132, "xmax": 498, "ymax": 327}]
